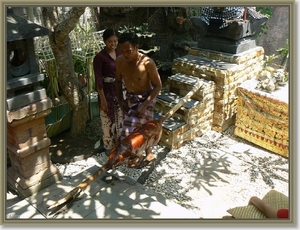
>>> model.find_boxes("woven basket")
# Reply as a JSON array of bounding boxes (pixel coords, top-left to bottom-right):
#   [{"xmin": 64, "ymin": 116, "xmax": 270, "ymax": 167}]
[{"xmin": 226, "ymin": 190, "xmax": 289, "ymax": 219}]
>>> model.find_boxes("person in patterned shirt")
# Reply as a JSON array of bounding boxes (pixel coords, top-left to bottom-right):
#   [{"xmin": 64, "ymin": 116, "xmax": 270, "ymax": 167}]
[{"xmin": 200, "ymin": 6, "xmax": 268, "ymax": 30}]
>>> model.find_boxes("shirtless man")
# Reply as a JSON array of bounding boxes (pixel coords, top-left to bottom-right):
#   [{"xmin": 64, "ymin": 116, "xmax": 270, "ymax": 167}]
[{"xmin": 115, "ymin": 32, "xmax": 162, "ymax": 168}]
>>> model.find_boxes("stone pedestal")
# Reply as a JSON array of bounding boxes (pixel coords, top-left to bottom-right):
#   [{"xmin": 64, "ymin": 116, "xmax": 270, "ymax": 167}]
[
  {"xmin": 197, "ymin": 36, "xmax": 257, "ymax": 54},
  {"xmin": 191, "ymin": 17, "xmax": 268, "ymax": 41},
  {"xmin": 7, "ymin": 98, "xmax": 62, "ymax": 198},
  {"xmin": 6, "ymin": 8, "xmax": 62, "ymax": 198},
  {"xmin": 190, "ymin": 14, "xmax": 268, "ymax": 55}
]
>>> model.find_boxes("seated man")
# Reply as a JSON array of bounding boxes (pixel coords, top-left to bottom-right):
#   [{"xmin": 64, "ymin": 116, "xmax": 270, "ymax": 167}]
[{"xmin": 191, "ymin": 6, "xmax": 268, "ymax": 40}]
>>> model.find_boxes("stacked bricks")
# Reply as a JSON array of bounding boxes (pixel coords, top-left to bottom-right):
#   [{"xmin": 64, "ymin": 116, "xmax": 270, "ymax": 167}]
[
  {"xmin": 7, "ymin": 98, "xmax": 62, "ymax": 198},
  {"xmin": 172, "ymin": 46, "xmax": 265, "ymax": 132},
  {"xmin": 155, "ymin": 74, "xmax": 215, "ymax": 149},
  {"xmin": 234, "ymin": 78, "xmax": 289, "ymax": 157}
]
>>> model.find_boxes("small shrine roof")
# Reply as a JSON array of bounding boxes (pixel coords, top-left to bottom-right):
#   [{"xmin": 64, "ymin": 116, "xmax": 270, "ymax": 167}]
[{"xmin": 7, "ymin": 7, "xmax": 49, "ymax": 42}]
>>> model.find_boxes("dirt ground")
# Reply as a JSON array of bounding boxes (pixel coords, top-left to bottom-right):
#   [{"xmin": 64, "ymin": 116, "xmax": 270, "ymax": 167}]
[{"xmin": 49, "ymin": 117, "xmax": 103, "ymax": 164}]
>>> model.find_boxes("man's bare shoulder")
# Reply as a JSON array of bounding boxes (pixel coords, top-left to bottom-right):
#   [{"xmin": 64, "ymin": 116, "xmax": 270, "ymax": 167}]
[
  {"xmin": 141, "ymin": 55, "xmax": 154, "ymax": 65},
  {"xmin": 142, "ymin": 56, "xmax": 157, "ymax": 70},
  {"xmin": 116, "ymin": 55, "xmax": 125, "ymax": 63}
]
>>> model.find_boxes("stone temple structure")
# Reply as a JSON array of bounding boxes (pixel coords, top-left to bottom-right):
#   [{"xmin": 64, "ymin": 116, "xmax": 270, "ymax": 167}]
[
  {"xmin": 166, "ymin": 7, "xmax": 288, "ymax": 157},
  {"xmin": 6, "ymin": 7, "xmax": 62, "ymax": 198},
  {"xmin": 170, "ymin": 7, "xmax": 268, "ymax": 133}
]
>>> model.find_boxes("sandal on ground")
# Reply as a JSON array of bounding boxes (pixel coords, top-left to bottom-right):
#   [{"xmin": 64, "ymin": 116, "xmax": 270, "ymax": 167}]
[
  {"xmin": 135, "ymin": 156, "xmax": 156, "ymax": 169},
  {"xmin": 127, "ymin": 155, "xmax": 143, "ymax": 168}
]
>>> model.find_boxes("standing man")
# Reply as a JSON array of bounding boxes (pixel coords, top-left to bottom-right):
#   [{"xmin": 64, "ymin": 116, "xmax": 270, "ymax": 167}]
[{"xmin": 115, "ymin": 32, "xmax": 162, "ymax": 168}]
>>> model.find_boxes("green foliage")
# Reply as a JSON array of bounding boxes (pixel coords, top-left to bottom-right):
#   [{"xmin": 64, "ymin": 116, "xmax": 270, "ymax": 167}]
[
  {"xmin": 256, "ymin": 7, "xmax": 273, "ymax": 37},
  {"xmin": 165, "ymin": 7, "xmax": 202, "ymax": 18},
  {"xmin": 72, "ymin": 23, "xmax": 101, "ymax": 58},
  {"xmin": 74, "ymin": 23, "xmax": 94, "ymax": 37},
  {"xmin": 187, "ymin": 7, "xmax": 202, "ymax": 17},
  {"xmin": 263, "ymin": 54, "xmax": 278, "ymax": 68},
  {"xmin": 119, "ymin": 23, "xmax": 153, "ymax": 36},
  {"xmin": 276, "ymin": 39, "xmax": 289, "ymax": 58},
  {"xmin": 258, "ymin": 24, "xmax": 268, "ymax": 36},
  {"xmin": 256, "ymin": 7, "xmax": 273, "ymax": 18},
  {"xmin": 167, "ymin": 7, "xmax": 182, "ymax": 16},
  {"xmin": 263, "ymin": 40, "xmax": 289, "ymax": 70},
  {"xmin": 38, "ymin": 59, "xmax": 60, "ymax": 104},
  {"xmin": 73, "ymin": 56, "xmax": 86, "ymax": 75}
]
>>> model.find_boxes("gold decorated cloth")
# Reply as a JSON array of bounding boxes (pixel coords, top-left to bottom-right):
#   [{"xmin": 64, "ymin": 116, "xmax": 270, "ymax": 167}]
[{"xmin": 234, "ymin": 79, "xmax": 289, "ymax": 157}]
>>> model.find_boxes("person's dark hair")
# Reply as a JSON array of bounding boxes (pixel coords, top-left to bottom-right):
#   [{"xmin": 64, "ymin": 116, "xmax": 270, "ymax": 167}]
[
  {"xmin": 118, "ymin": 32, "xmax": 140, "ymax": 46},
  {"xmin": 102, "ymin": 28, "xmax": 119, "ymax": 41}
]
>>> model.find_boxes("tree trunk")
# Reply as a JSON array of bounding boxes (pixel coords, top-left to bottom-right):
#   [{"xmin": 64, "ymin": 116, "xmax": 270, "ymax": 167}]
[{"xmin": 42, "ymin": 7, "xmax": 88, "ymax": 137}]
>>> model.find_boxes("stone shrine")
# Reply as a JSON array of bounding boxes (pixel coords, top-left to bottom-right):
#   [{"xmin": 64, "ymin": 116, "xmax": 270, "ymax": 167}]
[
  {"xmin": 190, "ymin": 7, "xmax": 268, "ymax": 54},
  {"xmin": 6, "ymin": 7, "xmax": 62, "ymax": 198}
]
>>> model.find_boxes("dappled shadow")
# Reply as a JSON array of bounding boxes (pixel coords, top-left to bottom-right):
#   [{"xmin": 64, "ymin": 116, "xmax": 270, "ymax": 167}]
[
  {"xmin": 233, "ymin": 149, "xmax": 289, "ymax": 188},
  {"xmin": 142, "ymin": 126, "xmax": 289, "ymax": 216},
  {"xmin": 49, "ymin": 117, "xmax": 102, "ymax": 164},
  {"xmin": 215, "ymin": 126, "xmax": 289, "ymax": 188},
  {"xmin": 29, "ymin": 164, "xmax": 185, "ymax": 219},
  {"xmin": 144, "ymin": 144, "xmax": 239, "ymax": 205},
  {"xmin": 188, "ymin": 153, "xmax": 238, "ymax": 194}
]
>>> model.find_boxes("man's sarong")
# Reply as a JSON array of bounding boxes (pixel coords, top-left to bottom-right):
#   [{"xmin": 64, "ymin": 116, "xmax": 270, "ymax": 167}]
[{"xmin": 120, "ymin": 90, "xmax": 155, "ymax": 140}]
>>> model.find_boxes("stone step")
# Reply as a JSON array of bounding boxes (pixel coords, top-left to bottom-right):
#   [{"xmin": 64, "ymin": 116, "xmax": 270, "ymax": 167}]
[
  {"xmin": 167, "ymin": 73, "xmax": 215, "ymax": 103},
  {"xmin": 7, "ymin": 163, "xmax": 199, "ymax": 219},
  {"xmin": 156, "ymin": 90, "xmax": 213, "ymax": 126},
  {"xmin": 154, "ymin": 73, "xmax": 214, "ymax": 149},
  {"xmin": 172, "ymin": 53, "xmax": 262, "ymax": 86},
  {"xmin": 172, "ymin": 54, "xmax": 237, "ymax": 85},
  {"xmin": 154, "ymin": 111, "xmax": 212, "ymax": 150}
]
